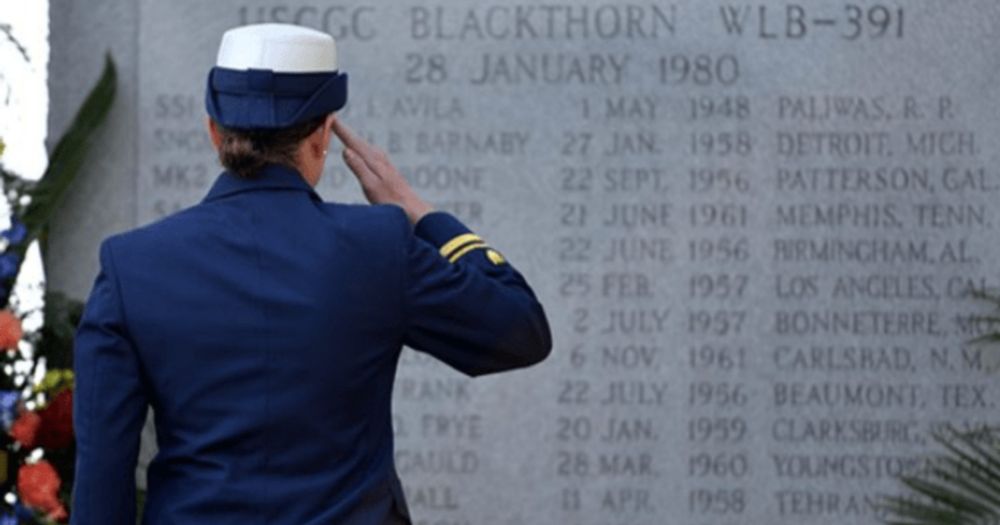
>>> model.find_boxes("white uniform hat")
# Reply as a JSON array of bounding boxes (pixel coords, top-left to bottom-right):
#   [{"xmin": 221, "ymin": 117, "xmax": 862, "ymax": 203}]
[
  {"xmin": 215, "ymin": 23, "xmax": 339, "ymax": 73},
  {"xmin": 205, "ymin": 23, "xmax": 348, "ymax": 129}
]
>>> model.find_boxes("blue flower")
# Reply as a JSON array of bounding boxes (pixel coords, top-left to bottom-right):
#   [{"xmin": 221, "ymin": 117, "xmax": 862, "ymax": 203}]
[
  {"xmin": 0, "ymin": 512, "xmax": 17, "ymax": 525},
  {"xmin": 0, "ymin": 219, "xmax": 26, "ymax": 245},
  {"xmin": 0, "ymin": 253, "xmax": 19, "ymax": 280},
  {"xmin": 14, "ymin": 503, "xmax": 33, "ymax": 520},
  {"xmin": 0, "ymin": 390, "xmax": 18, "ymax": 431}
]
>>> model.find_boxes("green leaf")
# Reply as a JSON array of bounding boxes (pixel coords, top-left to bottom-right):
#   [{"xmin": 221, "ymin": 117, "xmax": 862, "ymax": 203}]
[
  {"xmin": 22, "ymin": 52, "xmax": 116, "ymax": 236},
  {"xmin": 0, "ymin": 53, "xmax": 117, "ymax": 307},
  {"xmin": 34, "ymin": 291, "xmax": 84, "ymax": 369}
]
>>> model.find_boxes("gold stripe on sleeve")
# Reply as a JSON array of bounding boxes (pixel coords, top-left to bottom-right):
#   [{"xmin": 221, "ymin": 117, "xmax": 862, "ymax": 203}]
[
  {"xmin": 486, "ymin": 249, "xmax": 506, "ymax": 265},
  {"xmin": 448, "ymin": 241, "xmax": 488, "ymax": 263},
  {"xmin": 439, "ymin": 233, "xmax": 482, "ymax": 258}
]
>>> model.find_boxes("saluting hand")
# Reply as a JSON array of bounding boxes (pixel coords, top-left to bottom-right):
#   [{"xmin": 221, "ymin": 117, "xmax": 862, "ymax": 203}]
[{"xmin": 331, "ymin": 117, "xmax": 433, "ymax": 224}]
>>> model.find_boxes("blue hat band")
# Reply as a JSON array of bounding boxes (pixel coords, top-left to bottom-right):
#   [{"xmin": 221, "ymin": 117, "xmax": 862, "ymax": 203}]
[{"xmin": 205, "ymin": 66, "xmax": 348, "ymax": 129}]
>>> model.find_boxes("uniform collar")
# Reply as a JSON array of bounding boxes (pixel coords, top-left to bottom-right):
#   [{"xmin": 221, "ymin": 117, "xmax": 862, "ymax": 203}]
[{"xmin": 202, "ymin": 162, "xmax": 321, "ymax": 203}]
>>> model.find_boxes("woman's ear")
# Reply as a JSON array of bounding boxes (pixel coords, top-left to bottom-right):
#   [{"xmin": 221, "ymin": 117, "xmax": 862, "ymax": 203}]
[
  {"xmin": 322, "ymin": 113, "xmax": 336, "ymax": 150},
  {"xmin": 205, "ymin": 116, "xmax": 223, "ymax": 150},
  {"xmin": 306, "ymin": 114, "xmax": 336, "ymax": 160}
]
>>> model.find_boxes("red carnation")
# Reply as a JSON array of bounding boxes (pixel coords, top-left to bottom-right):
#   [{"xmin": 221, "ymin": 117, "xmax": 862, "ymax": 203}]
[
  {"xmin": 10, "ymin": 410, "xmax": 41, "ymax": 448},
  {"xmin": 37, "ymin": 389, "xmax": 74, "ymax": 450},
  {"xmin": 0, "ymin": 309, "xmax": 22, "ymax": 351},
  {"xmin": 17, "ymin": 461, "xmax": 68, "ymax": 521}
]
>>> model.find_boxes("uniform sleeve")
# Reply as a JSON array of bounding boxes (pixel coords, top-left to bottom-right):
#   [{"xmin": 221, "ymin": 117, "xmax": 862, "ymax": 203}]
[
  {"xmin": 402, "ymin": 211, "xmax": 552, "ymax": 377},
  {"xmin": 71, "ymin": 238, "xmax": 148, "ymax": 525}
]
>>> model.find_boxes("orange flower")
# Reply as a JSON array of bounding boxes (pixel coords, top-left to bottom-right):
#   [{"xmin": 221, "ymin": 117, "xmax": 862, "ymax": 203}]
[
  {"xmin": 17, "ymin": 461, "xmax": 68, "ymax": 521},
  {"xmin": 10, "ymin": 410, "xmax": 40, "ymax": 448},
  {"xmin": 0, "ymin": 309, "xmax": 22, "ymax": 350}
]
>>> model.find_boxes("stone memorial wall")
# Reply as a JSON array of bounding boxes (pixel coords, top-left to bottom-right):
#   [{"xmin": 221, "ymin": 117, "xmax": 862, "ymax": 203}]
[{"xmin": 52, "ymin": 1, "xmax": 1000, "ymax": 523}]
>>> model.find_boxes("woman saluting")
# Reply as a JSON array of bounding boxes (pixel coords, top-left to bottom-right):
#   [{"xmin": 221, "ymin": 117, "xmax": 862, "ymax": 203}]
[{"xmin": 71, "ymin": 23, "xmax": 551, "ymax": 525}]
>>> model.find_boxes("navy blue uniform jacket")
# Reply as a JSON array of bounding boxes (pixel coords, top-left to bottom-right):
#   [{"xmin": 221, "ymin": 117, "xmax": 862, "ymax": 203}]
[{"xmin": 71, "ymin": 163, "xmax": 552, "ymax": 524}]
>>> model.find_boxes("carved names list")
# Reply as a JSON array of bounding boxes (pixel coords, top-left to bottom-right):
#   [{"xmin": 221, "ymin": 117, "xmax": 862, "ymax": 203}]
[{"xmin": 138, "ymin": 2, "xmax": 1000, "ymax": 523}]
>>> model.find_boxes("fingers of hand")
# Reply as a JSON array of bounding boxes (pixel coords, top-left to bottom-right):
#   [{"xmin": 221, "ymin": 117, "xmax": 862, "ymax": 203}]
[
  {"xmin": 333, "ymin": 121, "xmax": 396, "ymax": 180},
  {"xmin": 364, "ymin": 148, "xmax": 393, "ymax": 177},
  {"xmin": 334, "ymin": 121, "xmax": 411, "ymax": 207},
  {"xmin": 343, "ymin": 149, "xmax": 380, "ymax": 186},
  {"xmin": 332, "ymin": 119, "xmax": 377, "ymax": 160},
  {"xmin": 330, "ymin": 118, "xmax": 356, "ymax": 146}
]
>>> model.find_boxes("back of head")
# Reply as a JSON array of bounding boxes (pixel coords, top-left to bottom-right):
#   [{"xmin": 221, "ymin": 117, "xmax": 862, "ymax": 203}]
[{"xmin": 215, "ymin": 114, "xmax": 328, "ymax": 178}]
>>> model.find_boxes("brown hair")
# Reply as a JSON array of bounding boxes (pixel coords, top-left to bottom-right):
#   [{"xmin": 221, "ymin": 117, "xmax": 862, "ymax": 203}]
[{"xmin": 214, "ymin": 113, "xmax": 329, "ymax": 178}]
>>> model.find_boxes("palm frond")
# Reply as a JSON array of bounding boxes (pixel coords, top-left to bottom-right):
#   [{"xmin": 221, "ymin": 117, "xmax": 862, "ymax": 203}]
[
  {"xmin": 881, "ymin": 425, "xmax": 1000, "ymax": 524},
  {"xmin": 960, "ymin": 286, "xmax": 1000, "ymax": 345},
  {"xmin": 965, "ymin": 288, "xmax": 1000, "ymax": 310}
]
